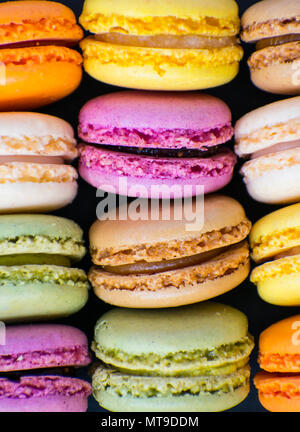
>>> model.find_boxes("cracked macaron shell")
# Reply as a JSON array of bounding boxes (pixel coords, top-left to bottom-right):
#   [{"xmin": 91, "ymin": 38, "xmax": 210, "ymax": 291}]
[
  {"xmin": 0, "ymin": 214, "xmax": 86, "ymax": 262},
  {"xmin": 92, "ymin": 302, "xmax": 254, "ymax": 376}
]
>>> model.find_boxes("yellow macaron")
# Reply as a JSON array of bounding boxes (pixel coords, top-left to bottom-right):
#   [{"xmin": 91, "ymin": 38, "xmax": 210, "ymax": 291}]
[
  {"xmin": 79, "ymin": 0, "xmax": 243, "ymax": 91},
  {"xmin": 250, "ymin": 203, "xmax": 300, "ymax": 306}
]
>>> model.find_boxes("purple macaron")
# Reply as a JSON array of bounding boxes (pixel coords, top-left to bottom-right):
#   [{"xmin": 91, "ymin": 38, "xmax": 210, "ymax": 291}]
[
  {"xmin": 78, "ymin": 91, "xmax": 237, "ymax": 199},
  {"xmin": 0, "ymin": 324, "xmax": 92, "ymax": 412}
]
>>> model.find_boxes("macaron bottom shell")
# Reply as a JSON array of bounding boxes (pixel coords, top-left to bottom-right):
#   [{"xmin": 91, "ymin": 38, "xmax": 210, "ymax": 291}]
[
  {"xmin": 0, "ymin": 48, "xmax": 82, "ymax": 110},
  {"xmin": 0, "ymin": 376, "xmax": 91, "ymax": 412},
  {"xmin": 92, "ymin": 379, "xmax": 250, "ymax": 413},
  {"xmin": 241, "ymin": 162, "xmax": 300, "ymax": 205},
  {"xmin": 0, "ymin": 265, "xmax": 89, "ymax": 322},
  {"xmin": 0, "ymin": 182, "xmax": 78, "ymax": 213},
  {"xmin": 90, "ymin": 258, "xmax": 250, "ymax": 308},
  {"xmin": 80, "ymin": 38, "xmax": 242, "ymax": 91}
]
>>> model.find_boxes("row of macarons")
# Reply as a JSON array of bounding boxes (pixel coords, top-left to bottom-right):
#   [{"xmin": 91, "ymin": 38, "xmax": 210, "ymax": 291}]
[
  {"xmin": 1, "ymin": 90, "xmax": 299, "ymax": 214},
  {"xmin": 1, "ymin": 303, "xmax": 300, "ymax": 412},
  {"xmin": 0, "ymin": 196, "xmax": 298, "ymax": 323},
  {"xmin": 0, "ymin": 0, "xmax": 300, "ymax": 112}
]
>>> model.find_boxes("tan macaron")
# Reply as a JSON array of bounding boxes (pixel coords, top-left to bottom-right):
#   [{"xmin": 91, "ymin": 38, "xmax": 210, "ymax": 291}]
[
  {"xmin": 241, "ymin": 0, "xmax": 300, "ymax": 95},
  {"xmin": 88, "ymin": 195, "xmax": 252, "ymax": 308}
]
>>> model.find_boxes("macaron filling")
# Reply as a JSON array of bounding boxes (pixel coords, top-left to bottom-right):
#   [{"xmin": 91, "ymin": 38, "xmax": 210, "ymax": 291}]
[
  {"xmin": 102, "ymin": 242, "xmax": 241, "ymax": 275},
  {"xmin": 95, "ymin": 33, "xmax": 239, "ymax": 49},
  {"xmin": 250, "ymin": 139, "xmax": 300, "ymax": 159},
  {"xmin": 256, "ymin": 34, "xmax": 300, "ymax": 50}
]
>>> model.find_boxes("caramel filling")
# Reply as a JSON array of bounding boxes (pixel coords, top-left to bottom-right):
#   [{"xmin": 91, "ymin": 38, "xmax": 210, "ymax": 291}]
[
  {"xmin": 274, "ymin": 246, "xmax": 300, "ymax": 260},
  {"xmin": 95, "ymin": 33, "xmax": 238, "ymax": 49},
  {"xmin": 256, "ymin": 34, "xmax": 300, "ymax": 50},
  {"xmin": 102, "ymin": 243, "xmax": 241, "ymax": 275},
  {"xmin": 251, "ymin": 139, "xmax": 300, "ymax": 160},
  {"xmin": 0, "ymin": 156, "xmax": 65, "ymax": 164}
]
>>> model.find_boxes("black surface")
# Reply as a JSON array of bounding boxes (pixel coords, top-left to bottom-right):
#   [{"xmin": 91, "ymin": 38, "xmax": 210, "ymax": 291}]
[{"xmin": 1, "ymin": 0, "xmax": 299, "ymax": 415}]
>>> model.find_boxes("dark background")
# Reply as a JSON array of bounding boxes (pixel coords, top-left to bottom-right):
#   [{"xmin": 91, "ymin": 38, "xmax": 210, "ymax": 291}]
[{"xmin": 3, "ymin": 0, "xmax": 299, "ymax": 413}]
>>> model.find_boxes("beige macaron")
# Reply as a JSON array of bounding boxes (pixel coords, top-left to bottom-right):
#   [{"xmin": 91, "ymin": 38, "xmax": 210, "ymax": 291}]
[
  {"xmin": 88, "ymin": 195, "xmax": 251, "ymax": 308},
  {"xmin": 0, "ymin": 112, "xmax": 78, "ymax": 213},
  {"xmin": 241, "ymin": 0, "xmax": 300, "ymax": 95},
  {"xmin": 235, "ymin": 96, "xmax": 300, "ymax": 204}
]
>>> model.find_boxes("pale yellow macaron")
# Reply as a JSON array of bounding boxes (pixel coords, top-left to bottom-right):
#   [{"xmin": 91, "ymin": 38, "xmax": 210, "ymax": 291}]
[
  {"xmin": 79, "ymin": 0, "xmax": 243, "ymax": 91},
  {"xmin": 0, "ymin": 112, "xmax": 78, "ymax": 213},
  {"xmin": 250, "ymin": 203, "xmax": 300, "ymax": 306}
]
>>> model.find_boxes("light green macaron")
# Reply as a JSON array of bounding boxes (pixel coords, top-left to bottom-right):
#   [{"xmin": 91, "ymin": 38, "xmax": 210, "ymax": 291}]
[
  {"xmin": 0, "ymin": 214, "xmax": 89, "ymax": 322},
  {"xmin": 91, "ymin": 302, "xmax": 255, "ymax": 412}
]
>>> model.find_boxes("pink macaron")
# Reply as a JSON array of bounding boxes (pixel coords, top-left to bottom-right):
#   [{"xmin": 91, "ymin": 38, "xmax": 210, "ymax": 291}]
[
  {"xmin": 0, "ymin": 324, "xmax": 92, "ymax": 412},
  {"xmin": 78, "ymin": 91, "xmax": 237, "ymax": 199}
]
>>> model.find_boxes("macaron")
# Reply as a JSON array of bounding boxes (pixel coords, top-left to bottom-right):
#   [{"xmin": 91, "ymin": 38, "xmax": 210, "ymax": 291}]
[
  {"xmin": 249, "ymin": 203, "xmax": 300, "ymax": 306},
  {"xmin": 79, "ymin": 0, "xmax": 243, "ymax": 91},
  {"xmin": 0, "ymin": 324, "xmax": 92, "ymax": 412},
  {"xmin": 241, "ymin": 0, "xmax": 300, "ymax": 95},
  {"xmin": 0, "ymin": 112, "xmax": 78, "ymax": 213},
  {"xmin": 254, "ymin": 315, "xmax": 300, "ymax": 412},
  {"xmin": 0, "ymin": 1, "xmax": 83, "ymax": 110},
  {"xmin": 88, "ymin": 195, "xmax": 251, "ymax": 308},
  {"xmin": 91, "ymin": 302, "xmax": 254, "ymax": 412},
  {"xmin": 78, "ymin": 91, "xmax": 237, "ymax": 199},
  {"xmin": 0, "ymin": 214, "xmax": 89, "ymax": 321},
  {"xmin": 235, "ymin": 96, "xmax": 300, "ymax": 204}
]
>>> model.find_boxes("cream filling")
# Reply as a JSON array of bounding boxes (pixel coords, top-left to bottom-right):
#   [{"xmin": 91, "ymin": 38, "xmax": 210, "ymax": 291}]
[
  {"xmin": 95, "ymin": 33, "xmax": 239, "ymax": 49},
  {"xmin": 103, "ymin": 243, "xmax": 242, "ymax": 275},
  {"xmin": 0, "ymin": 155, "xmax": 65, "ymax": 164},
  {"xmin": 256, "ymin": 34, "xmax": 300, "ymax": 51},
  {"xmin": 251, "ymin": 139, "xmax": 300, "ymax": 160},
  {"xmin": 273, "ymin": 246, "xmax": 300, "ymax": 260}
]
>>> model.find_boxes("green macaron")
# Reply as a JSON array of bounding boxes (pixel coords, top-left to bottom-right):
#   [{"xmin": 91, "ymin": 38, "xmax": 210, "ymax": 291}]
[
  {"xmin": 91, "ymin": 302, "xmax": 254, "ymax": 412},
  {"xmin": 0, "ymin": 214, "xmax": 89, "ymax": 322}
]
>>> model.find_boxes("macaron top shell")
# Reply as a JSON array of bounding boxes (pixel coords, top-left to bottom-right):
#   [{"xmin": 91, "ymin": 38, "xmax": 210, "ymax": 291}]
[
  {"xmin": 0, "ymin": 1, "xmax": 83, "ymax": 46},
  {"xmin": 0, "ymin": 113, "xmax": 77, "ymax": 160},
  {"xmin": 78, "ymin": 91, "xmax": 233, "ymax": 149},
  {"xmin": 241, "ymin": 0, "xmax": 300, "ymax": 41},
  {"xmin": 250, "ymin": 203, "xmax": 300, "ymax": 262},
  {"xmin": 80, "ymin": 0, "xmax": 240, "ymax": 36},
  {"xmin": 93, "ymin": 302, "xmax": 250, "ymax": 357},
  {"xmin": 89, "ymin": 195, "xmax": 251, "ymax": 265},
  {"xmin": 235, "ymin": 96, "xmax": 300, "ymax": 157},
  {"xmin": 0, "ymin": 324, "xmax": 91, "ymax": 371},
  {"xmin": 258, "ymin": 315, "xmax": 300, "ymax": 372}
]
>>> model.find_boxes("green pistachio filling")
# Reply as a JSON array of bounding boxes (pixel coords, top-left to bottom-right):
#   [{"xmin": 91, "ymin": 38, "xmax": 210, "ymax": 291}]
[
  {"xmin": 92, "ymin": 335, "xmax": 254, "ymax": 377},
  {"xmin": 0, "ymin": 236, "xmax": 85, "ymax": 262},
  {"xmin": 92, "ymin": 363, "xmax": 251, "ymax": 398},
  {"xmin": 0, "ymin": 254, "xmax": 71, "ymax": 267},
  {"xmin": 0, "ymin": 265, "xmax": 89, "ymax": 288}
]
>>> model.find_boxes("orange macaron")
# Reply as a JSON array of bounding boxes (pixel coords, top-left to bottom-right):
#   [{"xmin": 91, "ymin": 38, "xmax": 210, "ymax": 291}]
[
  {"xmin": 254, "ymin": 315, "xmax": 300, "ymax": 412},
  {"xmin": 0, "ymin": 1, "xmax": 83, "ymax": 110}
]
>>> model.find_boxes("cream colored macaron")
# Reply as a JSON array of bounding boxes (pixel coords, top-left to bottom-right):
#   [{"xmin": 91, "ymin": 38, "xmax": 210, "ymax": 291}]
[
  {"xmin": 241, "ymin": 0, "xmax": 300, "ymax": 95},
  {"xmin": 0, "ymin": 112, "xmax": 78, "ymax": 213},
  {"xmin": 88, "ymin": 195, "xmax": 251, "ymax": 308},
  {"xmin": 235, "ymin": 96, "xmax": 300, "ymax": 204}
]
